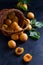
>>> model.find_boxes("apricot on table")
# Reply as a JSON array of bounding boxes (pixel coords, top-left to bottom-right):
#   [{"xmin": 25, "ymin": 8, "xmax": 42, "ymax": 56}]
[
  {"xmin": 8, "ymin": 40, "xmax": 16, "ymax": 48},
  {"xmin": 11, "ymin": 34, "xmax": 19, "ymax": 40},
  {"xmin": 27, "ymin": 12, "xmax": 35, "ymax": 19},
  {"xmin": 19, "ymin": 32, "xmax": 28, "ymax": 42},
  {"xmin": 23, "ymin": 53, "xmax": 32, "ymax": 62},
  {"xmin": 15, "ymin": 47, "xmax": 24, "ymax": 55}
]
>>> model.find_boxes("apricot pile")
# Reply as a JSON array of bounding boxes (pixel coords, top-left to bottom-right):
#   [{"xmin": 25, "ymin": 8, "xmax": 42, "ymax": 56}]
[
  {"xmin": 2, "ymin": 11, "xmax": 34, "ymax": 62},
  {"xmin": 2, "ymin": 11, "xmax": 34, "ymax": 42}
]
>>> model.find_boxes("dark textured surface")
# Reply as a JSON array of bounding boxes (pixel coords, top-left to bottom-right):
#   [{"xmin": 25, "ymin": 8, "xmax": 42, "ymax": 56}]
[{"xmin": 0, "ymin": 0, "xmax": 43, "ymax": 65}]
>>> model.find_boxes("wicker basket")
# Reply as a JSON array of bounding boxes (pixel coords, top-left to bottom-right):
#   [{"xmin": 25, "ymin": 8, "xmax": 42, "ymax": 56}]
[{"xmin": 0, "ymin": 9, "xmax": 28, "ymax": 36}]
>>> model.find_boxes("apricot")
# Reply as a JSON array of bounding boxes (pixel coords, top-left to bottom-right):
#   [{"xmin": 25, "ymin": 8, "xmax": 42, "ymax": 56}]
[
  {"xmin": 23, "ymin": 53, "xmax": 32, "ymax": 62},
  {"xmin": 8, "ymin": 40, "xmax": 16, "ymax": 48},
  {"xmin": 8, "ymin": 12, "xmax": 15, "ymax": 19},
  {"xmin": 27, "ymin": 12, "xmax": 34, "ymax": 19},
  {"xmin": 12, "ymin": 16, "xmax": 18, "ymax": 23},
  {"xmin": 11, "ymin": 34, "xmax": 19, "ymax": 40},
  {"xmin": 15, "ymin": 47, "xmax": 24, "ymax": 55},
  {"xmin": 2, "ymin": 24, "xmax": 8, "ymax": 29},
  {"xmin": 5, "ymin": 19, "xmax": 12, "ymax": 26},
  {"xmin": 19, "ymin": 33, "xmax": 28, "ymax": 42},
  {"xmin": 27, "ymin": 25, "xmax": 32, "ymax": 30}
]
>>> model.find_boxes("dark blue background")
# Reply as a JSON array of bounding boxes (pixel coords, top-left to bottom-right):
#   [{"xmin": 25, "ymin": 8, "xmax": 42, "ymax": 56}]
[{"xmin": 0, "ymin": 0, "xmax": 43, "ymax": 65}]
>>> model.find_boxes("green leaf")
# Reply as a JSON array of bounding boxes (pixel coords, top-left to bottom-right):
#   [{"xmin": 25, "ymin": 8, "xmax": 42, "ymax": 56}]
[
  {"xmin": 17, "ymin": 2, "xmax": 23, "ymax": 8},
  {"xmin": 18, "ymin": 0, "xmax": 24, "ymax": 4},
  {"xmin": 35, "ymin": 22, "xmax": 43, "ymax": 28},
  {"xmin": 30, "ymin": 19, "xmax": 43, "ymax": 28},
  {"xmin": 18, "ymin": 0, "xmax": 30, "ymax": 4},
  {"xmin": 30, "ymin": 19, "xmax": 36, "ymax": 27},
  {"xmin": 29, "ymin": 31, "xmax": 40, "ymax": 40},
  {"xmin": 23, "ymin": 0, "xmax": 30, "ymax": 4}
]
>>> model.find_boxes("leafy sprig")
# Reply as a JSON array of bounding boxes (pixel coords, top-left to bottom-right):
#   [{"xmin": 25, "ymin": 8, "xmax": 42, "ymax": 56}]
[
  {"xmin": 28, "ymin": 19, "xmax": 43, "ymax": 40},
  {"xmin": 30, "ymin": 19, "xmax": 43, "ymax": 28},
  {"xmin": 29, "ymin": 31, "xmax": 40, "ymax": 40}
]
